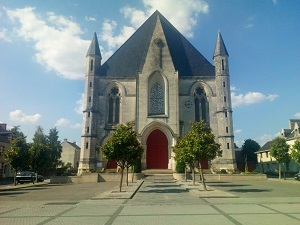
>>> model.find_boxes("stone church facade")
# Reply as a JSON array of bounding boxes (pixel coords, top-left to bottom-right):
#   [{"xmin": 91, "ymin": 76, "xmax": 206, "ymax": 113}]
[{"xmin": 78, "ymin": 11, "xmax": 236, "ymax": 174}]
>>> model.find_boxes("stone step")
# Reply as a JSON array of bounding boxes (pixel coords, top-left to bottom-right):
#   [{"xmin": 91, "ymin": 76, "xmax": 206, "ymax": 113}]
[{"xmin": 143, "ymin": 174, "xmax": 174, "ymax": 181}]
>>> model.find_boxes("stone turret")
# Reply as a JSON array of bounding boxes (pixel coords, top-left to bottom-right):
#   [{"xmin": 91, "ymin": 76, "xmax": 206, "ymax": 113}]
[
  {"xmin": 213, "ymin": 32, "xmax": 236, "ymax": 170},
  {"xmin": 78, "ymin": 32, "xmax": 101, "ymax": 175}
]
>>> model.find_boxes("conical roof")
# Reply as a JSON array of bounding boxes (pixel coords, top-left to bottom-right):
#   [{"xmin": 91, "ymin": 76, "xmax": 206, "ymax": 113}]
[
  {"xmin": 86, "ymin": 32, "xmax": 101, "ymax": 58},
  {"xmin": 100, "ymin": 11, "xmax": 214, "ymax": 77},
  {"xmin": 213, "ymin": 32, "xmax": 229, "ymax": 58}
]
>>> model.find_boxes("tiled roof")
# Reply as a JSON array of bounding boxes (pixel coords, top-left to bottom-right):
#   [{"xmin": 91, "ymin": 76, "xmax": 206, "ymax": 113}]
[
  {"xmin": 256, "ymin": 140, "xmax": 274, "ymax": 153},
  {"xmin": 99, "ymin": 11, "xmax": 215, "ymax": 78}
]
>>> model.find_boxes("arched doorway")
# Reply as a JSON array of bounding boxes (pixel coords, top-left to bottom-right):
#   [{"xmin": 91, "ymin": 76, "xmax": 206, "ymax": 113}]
[{"xmin": 146, "ymin": 129, "xmax": 168, "ymax": 169}]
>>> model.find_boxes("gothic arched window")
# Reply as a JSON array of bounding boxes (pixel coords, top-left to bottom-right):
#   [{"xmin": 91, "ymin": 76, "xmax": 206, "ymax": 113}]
[
  {"xmin": 107, "ymin": 86, "xmax": 120, "ymax": 125},
  {"xmin": 150, "ymin": 83, "xmax": 164, "ymax": 115},
  {"xmin": 194, "ymin": 87, "xmax": 209, "ymax": 123}
]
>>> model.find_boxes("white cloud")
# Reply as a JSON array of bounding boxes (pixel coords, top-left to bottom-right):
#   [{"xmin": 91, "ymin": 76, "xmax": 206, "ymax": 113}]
[
  {"xmin": 0, "ymin": 28, "xmax": 11, "ymax": 42},
  {"xmin": 55, "ymin": 118, "xmax": 70, "ymax": 127},
  {"xmin": 74, "ymin": 93, "xmax": 84, "ymax": 114},
  {"xmin": 234, "ymin": 129, "xmax": 242, "ymax": 134},
  {"xmin": 231, "ymin": 91, "xmax": 279, "ymax": 108},
  {"xmin": 294, "ymin": 112, "xmax": 300, "ymax": 119},
  {"xmin": 9, "ymin": 110, "xmax": 41, "ymax": 124},
  {"xmin": 272, "ymin": 0, "xmax": 278, "ymax": 5},
  {"xmin": 245, "ymin": 23, "xmax": 254, "ymax": 29},
  {"xmin": 85, "ymin": 16, "xmax": 96, "ymax": 21},
  {"xmin": 5, "ymin": 7, "xmax": 90, "ymax": 80},
  {"xmin": 70, "ymin": 123, "xmax": 82, "ymax": 129},
  {"xmin": 256, "ymin": 132, "xmax": 280, "ymax": 146}
]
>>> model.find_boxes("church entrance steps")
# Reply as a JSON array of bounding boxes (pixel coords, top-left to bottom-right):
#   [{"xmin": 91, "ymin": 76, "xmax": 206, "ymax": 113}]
[
  {"xmin": 143, "ymin": 174, "xmax": 175, "ymax": 181},
  {"xmin": 142, "ymin": 169, "xmax": 173, "ymax": 174}
]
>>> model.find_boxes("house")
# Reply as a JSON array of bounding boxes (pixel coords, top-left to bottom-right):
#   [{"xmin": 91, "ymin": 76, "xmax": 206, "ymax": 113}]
[
  {"xmin": 255, "ymin": 119, "xmax": 300, "ymax": 173},
  {"xmin": 0, "ymin": 123, "xmax": 13, "ymax": 178},
  {"xmin": 61, "ymin": 139, "xmax": 81, "ymax": 170},
  {"xmin": 78, "ymin": 10, "xmax": 236, "ymax": 174}
]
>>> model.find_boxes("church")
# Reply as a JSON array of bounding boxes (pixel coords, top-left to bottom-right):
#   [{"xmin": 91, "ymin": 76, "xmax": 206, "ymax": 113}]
[{"xmin": 78, "ymin": 11, "xmax": 236, "ymax": 174}]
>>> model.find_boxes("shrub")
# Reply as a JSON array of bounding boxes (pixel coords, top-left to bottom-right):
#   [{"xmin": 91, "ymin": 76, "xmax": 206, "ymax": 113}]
[
  {"xmin": 220, "ymin": 169, "xmax": 227, "ymax": 174},
  {"xmin": 175, "ymin": 160, "xmax": 186, "ymax": 173},
  {"xmin": 133, "ymin": 158, "xmax": 142, "ymax": 173}
]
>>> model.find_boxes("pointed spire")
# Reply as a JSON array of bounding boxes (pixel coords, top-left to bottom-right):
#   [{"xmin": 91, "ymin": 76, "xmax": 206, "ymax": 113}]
[
  {"xmin": 86, "ymin": 32, "xmax": 101, "ymax": 58},
  {"xmin": 213, "ymin": 32, "xmax": 229, "ymax": 58}
]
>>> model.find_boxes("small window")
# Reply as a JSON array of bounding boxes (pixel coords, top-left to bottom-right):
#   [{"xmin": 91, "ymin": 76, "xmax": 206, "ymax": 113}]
[
  {"xmin": 223, "ymin": 81, "xmax": 225, "ymax": 87},
  {"xmin": 85, "ymin": 142, "xmax": 89, "ymax": 149},
  {"xmin": 225, "ymin": 111, "xmax": 228, "ymax": 117},
  {"xmin": 89, "ymin": 96, "xmax": 91, "ymax": 102},
  {"xmin": 266, "ymin": 152, "xmax": 269, "ymax": 158},
  {"xmin": 224, "ymin": 96, "xmax": 227, "ymax": 102},
  {"xmin": 226, "ymin": 127, "xmax": 229, "ymax": 133},
  {"xmin": 88, "ymin": 111, "xmax": 90, "ymax": 117},
  {"xmin": 227, "ymin": 143, "xmax": 230, "ymax": 149},
  {"xmin": 89, "ymin": 82, "xmax": 92, "ymax": 87},
  {"xmin": 222, "ymin": 59, "xmax": 224, "ymax": 71},
  {"xmin": 87, "ymin": 127, "xmax": 89, "ymax": 133},
  {"xmin": 90, "ymin": 60, "xmax": 93, "ymax": 71}
]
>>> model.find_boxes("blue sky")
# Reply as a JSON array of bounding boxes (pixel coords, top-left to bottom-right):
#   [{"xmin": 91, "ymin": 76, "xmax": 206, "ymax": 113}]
[{"xmin": 0, "ymin": 0, "xmax": 299, "ymax": 147}]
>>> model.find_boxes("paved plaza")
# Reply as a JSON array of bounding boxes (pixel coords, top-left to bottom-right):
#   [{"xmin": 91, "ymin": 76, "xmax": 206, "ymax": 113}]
[{"xmin": 1, "ymin": 178, "xmax": 300, "ymax": 224}]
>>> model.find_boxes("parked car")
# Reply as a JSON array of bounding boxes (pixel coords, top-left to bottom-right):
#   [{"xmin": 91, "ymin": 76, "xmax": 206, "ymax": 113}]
[
  {"xmin": 294, "ymin": 173, "xmax": 300, "ymax": 181},
  {"xmin": 16, "ymin": 171, "xmax": 44, "ymax": 184}
]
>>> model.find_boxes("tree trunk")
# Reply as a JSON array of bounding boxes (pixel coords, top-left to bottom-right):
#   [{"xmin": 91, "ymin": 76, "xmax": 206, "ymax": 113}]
[
  {"xmin": 199, "ymin": 162, "xmax": 207, "ymax": 191},
  {"xmin": 131, "ymin": 165, "xmax": 134, "ymax": 183},
  {"xmin": 120, "ymin": 167, "xmax": 124, "ymax": 192},
  {"xmin": 185, "ymin": 166, "xmax": 187, "ymax": 182},
  {"xmin": 192, "ymin": 167, "xmax": 195, "ymax": 185},
  {"xmin": 126, "ymin": 166, "xmax": 129, "ymax": 186},
  {"xmin": 278, "ymin": 163, "xmax": 282, "ymax": 179},
  {"xmin": 14, "ymin": 170, "xmax": 17, "ymax": 186}
]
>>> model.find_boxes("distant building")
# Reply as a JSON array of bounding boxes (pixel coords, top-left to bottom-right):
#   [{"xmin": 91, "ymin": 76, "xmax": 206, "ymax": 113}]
[
  {"xmin": 61, "ymin": 139, "xmax": 81, "ymax": 170},
  {"xmin": 255, "ymin": 119, "xmax": 300, "ymax": 173},
  {"xmin": 78, "ymin": 11, "xmax": 236, "ymax": 174},
  {"xmin": 0, "ymin": 123, "xmax": 13, "ymax": 178}
]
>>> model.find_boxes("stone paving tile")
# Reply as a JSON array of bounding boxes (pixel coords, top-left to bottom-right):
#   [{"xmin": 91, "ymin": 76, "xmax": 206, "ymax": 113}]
[
  {"xmin": 231, "ymin": 214, "xmax": 300, "ymax": 225},
  {"xmin": 63, "ymin": 205, "xmax": 120, "ymax": 216},
  {"xmin": 0, "ymin": 217, "xmax": 49, "ymax": 225},
  {"xmin": 120, "ymin": 204, "xmax": 219, "ymax": 215},
  {"xmin": 47, "ymin": 216, "xmax": 110, "ymax": 225},
  {"xmin": 214, "ymin": 204, "xmax": 275, "ymax": 214},
  {"xmin": 0, "ymin": 206, "xmax": 73, "ymax": 217},
  {"xmin": 112, "ymin": 214, "xmax": 235, "ymax": 225},
  {"xmin": 262, "ymin": 203, "xmax": 300, "ymax": 214}
]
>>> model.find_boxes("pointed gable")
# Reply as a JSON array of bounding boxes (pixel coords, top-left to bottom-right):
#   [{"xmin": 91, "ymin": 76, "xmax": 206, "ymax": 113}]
[
  {"xmin": 213, "ymin": 32, "xmax": 229, "ymax": 58},
  {"xmin": 100, "ymin": 11, "xmax": 214, "ymax": 77},
  {"xmin": 87, "ymin": 32, "xmax": 101, "ymax": 58}
]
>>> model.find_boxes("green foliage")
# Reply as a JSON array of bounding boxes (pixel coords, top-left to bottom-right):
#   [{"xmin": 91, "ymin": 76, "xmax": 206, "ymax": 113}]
[
  {"xmin": 270, "ymin": 137, "xmax": 291, "ymax": 164},
  {"xmin": 10, "ymin": 126, "xmax": 26, "ymax": 139},
  {"xmin": 4, "ymin": 137, "xmax": 30, "ymax": 172},
  {"xmin": 291, "ymin": 138, "xmax": 300, "ymax": 164},
  {"xmin": 133, "ymin": 158, "xmax": 142, "ymax": 173},
  {"xmin": 175, "ymin": 160, "xmax": 186, "ymax": 173},
  {"xmin": 100, "ymin": 123, "xmax": 144, "ymax": 169},
  {"xmin": 47, "ymin": 127, "xmax": 62, "ymax": 168},
  {"xmin": 241, "ymin": 139, "xmax": 261, "ymax": 163}
]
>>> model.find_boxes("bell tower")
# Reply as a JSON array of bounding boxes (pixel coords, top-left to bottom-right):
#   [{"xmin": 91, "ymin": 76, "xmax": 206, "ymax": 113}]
[
  {"xmin": 78, "ymin": 32, "xmax": 101, "ymax": 174},
  {"xmin": 213, "ymin": 32, "xmax": 236, "ymax": 170}
]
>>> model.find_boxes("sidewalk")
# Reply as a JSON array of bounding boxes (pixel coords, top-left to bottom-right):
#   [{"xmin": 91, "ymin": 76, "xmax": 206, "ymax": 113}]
[{"xmin": 0, "ymin": 179, "xmax": 50, "ymax": 191}]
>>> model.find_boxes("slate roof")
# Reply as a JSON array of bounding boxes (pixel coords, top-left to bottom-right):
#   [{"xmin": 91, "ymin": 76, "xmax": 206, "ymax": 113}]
[
  {"xmin": 87, "ymin": 32, "xmax": 101, "ymax": 57},
  {"xmin": 255, "ymin": 140, "xmax": 274, "ymax": 153},
  {"xmin": 213, "ymin": 32, "xmax": 229, "ymax": 58},
  {"xmin": 100, "ymin": 11, "xmax": 215, "ymax": 78}
]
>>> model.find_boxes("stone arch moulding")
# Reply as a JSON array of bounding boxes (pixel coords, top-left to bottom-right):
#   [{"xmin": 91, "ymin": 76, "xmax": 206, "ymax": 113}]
[
  {"xmin": 189, "ymin": 80, "xmax": 214, "ymax": 97},
  {"xmin": 103, "ymin": 80, "xmax": 127, "ymax": 96}
]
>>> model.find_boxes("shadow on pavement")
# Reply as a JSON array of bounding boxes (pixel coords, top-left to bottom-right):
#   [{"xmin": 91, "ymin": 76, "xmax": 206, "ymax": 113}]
[
  {"xmin": 228, "ymin": 188, "xmax": 272, "ymax": 193},
  {"xmin": 139, "ymin": 188, "xmax": 188, "ymax": 194},
  {"xmin": 146, "ymin": 184, "xmax": 180, "ymax": 188},
  {"xmin": 208, "ymin": 184, "xmax": 250, "ymax": 188}
]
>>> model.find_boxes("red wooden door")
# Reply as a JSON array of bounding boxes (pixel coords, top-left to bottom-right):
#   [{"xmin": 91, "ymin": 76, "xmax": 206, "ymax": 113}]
[{"xmin": 146, "ymin": 129, "xmax": 168, "ymax": 169}]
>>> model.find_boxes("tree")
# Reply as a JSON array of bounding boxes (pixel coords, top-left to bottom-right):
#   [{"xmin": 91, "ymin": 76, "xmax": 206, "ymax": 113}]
[
  {"xmin": 241, "ymin": 139, "xmax": 261, "ymax": 172},
  {"xmin": 10, "ymin": 125, "xmax": 26, "ymax": 139},
  {"xmin": 291, "ymin": 138, "xmax": 300, "ymax": 165},
  {"xmin": 100, "ymin": 123, "xmax": 144, "ymax": 192},
  {"xmin": 174, "ymin": 121, "xmax": 221, "ymax": 190},
  {"xmin": 270, "ymin": 137, "xmax": 291, "ymax": 179},
  {"xmin": 47, "ymin": 127, "xmax": 62, "ymax": 168},
  {"xmin": 29, "ymin": 126, "xmax": 51, "ymax": 177},
  {"xmin": 4, "ymin": 137, "xmax": 30, "ymax": 185}
]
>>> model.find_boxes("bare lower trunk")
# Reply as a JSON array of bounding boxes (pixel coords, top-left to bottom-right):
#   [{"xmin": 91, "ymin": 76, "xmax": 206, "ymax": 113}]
[
  {"xmin": 120, "ymin": 168, "xmax": 124, "ymax": 192},
  {"xmin": 131, "ymin": 166, "xmax": 134, "ymax": 183},
  {"xmin": 126, "ymin": 166, "xmax": 129, "ymax": 186},
  {"xmin": 279, "ymin": 163, "xmax": 282, "ymax": 179},
  {"xmin": 185, "ymin": 167, "xmax": 187, "ymax": 182},
  {"xmin": 199, "ymin": 162, "xmax": 207, "ymax": 191},
  {"xmin": 192, "ymin": 167, "xmax": 195, "ymax": 185},
  {"xmin": 14, "ymin": 170, "xmax": 17, "ymax": 186}
]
